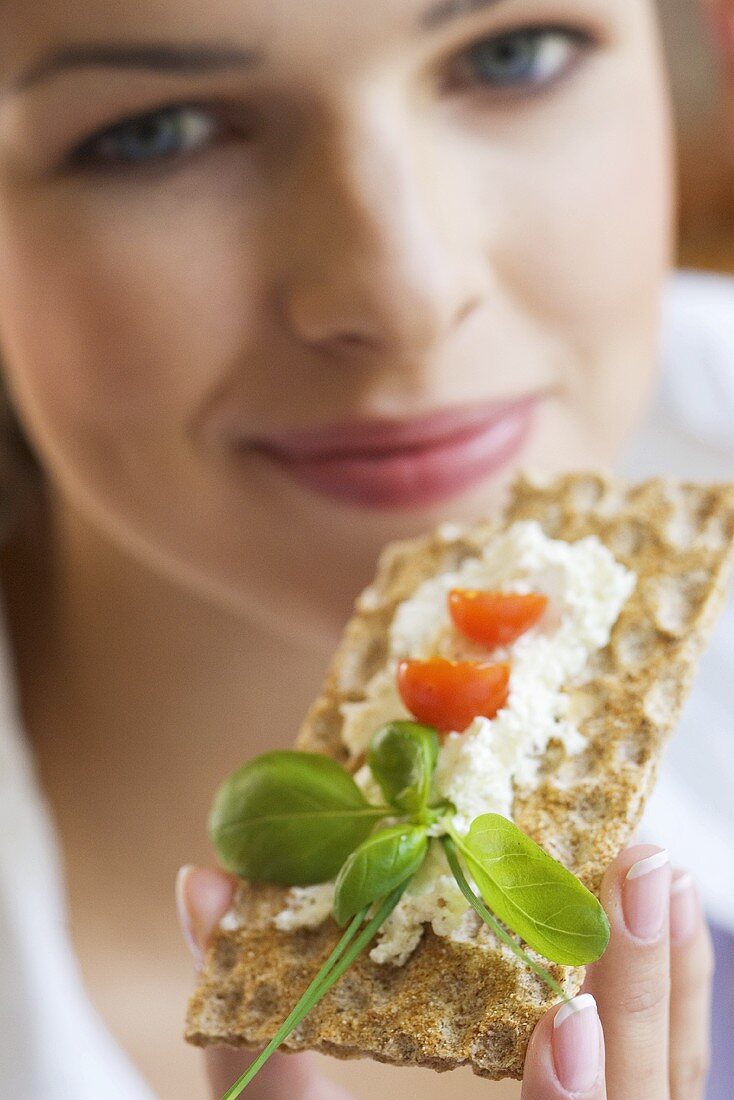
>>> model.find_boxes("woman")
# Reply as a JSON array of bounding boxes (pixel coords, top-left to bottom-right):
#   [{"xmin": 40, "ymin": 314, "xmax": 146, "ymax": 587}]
[{"xmin": 0, "ymin": 0, "xmax": 722, "ymax": 1096}]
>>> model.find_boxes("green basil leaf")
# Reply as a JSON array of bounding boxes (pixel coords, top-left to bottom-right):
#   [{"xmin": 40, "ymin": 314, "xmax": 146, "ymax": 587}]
[
  {"xmin": 461, "ymin": 814, "xmax": 610, "ymax": 966},
  {"xmin": 209, "ymin": 751, "xmax": 387, "ymax": 885},
  {"xmin": 333, "ymin": 824, "xmax": 429, "ymax": 927},
  {"xmin": 367, "ymin": 721, "xmax": 440, "ymax": 816}
]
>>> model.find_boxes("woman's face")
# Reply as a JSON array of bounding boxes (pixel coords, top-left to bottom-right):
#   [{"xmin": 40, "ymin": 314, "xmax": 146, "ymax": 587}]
[{"xmin": 0, "ymin": 0, "xmax": 673, "ymax": 642}]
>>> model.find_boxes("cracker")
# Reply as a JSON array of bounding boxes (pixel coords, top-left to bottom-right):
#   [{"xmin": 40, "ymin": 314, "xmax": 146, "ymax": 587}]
[{"xmin": 185, "ymin": 472, "xmax": 734, "ymax": 1079}]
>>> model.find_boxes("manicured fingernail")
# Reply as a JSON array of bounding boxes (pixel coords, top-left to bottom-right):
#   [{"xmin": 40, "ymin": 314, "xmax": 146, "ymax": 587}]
[
  {"xmin": 552, "ymin": 994, "xmax": 601, "ymax": 1093},
  {"xmin": 176, "ymin": 865, "xmax": 204, "ymax": 971},
  {"xmin": 670, "ymin": 871, "xmax": 697, "ymax": 946},
  {"xmin": 623, "ymin": 850, "xmax": 671, "ymax": 940}
]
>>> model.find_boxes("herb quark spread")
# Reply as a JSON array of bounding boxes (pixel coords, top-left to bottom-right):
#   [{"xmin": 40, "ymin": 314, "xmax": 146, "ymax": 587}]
[{"xmin": 274, "ymin": 521, "xmax": 636, "ymax": 965}]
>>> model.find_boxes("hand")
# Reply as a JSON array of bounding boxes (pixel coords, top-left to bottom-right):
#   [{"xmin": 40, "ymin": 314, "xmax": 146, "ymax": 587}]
[
  {"xmin": 177, "ymin": 842, "xmax": 713, "ymax": 1100},
  {"xmin": 521, "ymin": 843, "xmax": 713, "ymax": 1100}
]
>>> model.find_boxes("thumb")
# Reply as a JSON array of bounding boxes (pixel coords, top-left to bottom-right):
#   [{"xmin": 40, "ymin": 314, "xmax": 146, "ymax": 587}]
[
  {"xmin": 521, "ymin": 994, "xmax": 607, "ymax": 1100},
  {"xmin": 176, "ymin": 864, "xmax": 238, "ymax": 972},
  {"xmin": 176, "ymin": 865, "xmax": 262, "ymax": 1096},
  {"xmin": 175, "ymin": 865, "xmax": 350, "ymax": 1100}
]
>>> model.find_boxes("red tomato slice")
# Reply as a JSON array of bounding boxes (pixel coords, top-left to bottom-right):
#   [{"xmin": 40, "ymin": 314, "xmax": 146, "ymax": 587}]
[
  {"xmin": 448, "ymin": 590, "xmax": 548, "ymax": 648},
  {"xmin": 397, "ymin": 658, "xmax": 510, "ymax": 734}
]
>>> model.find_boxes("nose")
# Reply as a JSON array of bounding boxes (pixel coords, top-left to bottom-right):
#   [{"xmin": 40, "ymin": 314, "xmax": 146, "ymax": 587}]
[{"xmin": 274, "ymin": 105, "xmax": 486, "ymax": 361}]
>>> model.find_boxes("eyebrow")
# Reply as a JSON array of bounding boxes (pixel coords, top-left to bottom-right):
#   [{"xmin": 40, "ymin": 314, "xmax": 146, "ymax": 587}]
[
  {"xmin": 3, "ymin": 42, "xmax": 263, "ymax": 97},
  {"xmin": 421, "ymin": 0, "xmax": 505, "ymax": 31},
  {"xmin": 4, "ymin": 2, "xmax": 508, "ymax": 98}
]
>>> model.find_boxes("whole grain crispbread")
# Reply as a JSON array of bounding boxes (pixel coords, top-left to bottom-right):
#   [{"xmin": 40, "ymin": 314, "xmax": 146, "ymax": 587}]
[{"xmin": 186, "ymin": 472, "xmax": 734, "ymax": 1080}]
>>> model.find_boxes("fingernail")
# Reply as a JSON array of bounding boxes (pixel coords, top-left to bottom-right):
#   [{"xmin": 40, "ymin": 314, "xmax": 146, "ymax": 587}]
[
  {"xmin": 670, "ymin": 871, "xmax": 697, "ymax": 947},
  {"xmin": 623, "ymin": 850, "xmax": 671, "ymax": 940},
  {"xmin": 552, "ymin": 994, "xmax": 601, "ymax": 1093},
  {"xmin": 176, "ymin": 865, "xmax": 204, "ymax": 971}
]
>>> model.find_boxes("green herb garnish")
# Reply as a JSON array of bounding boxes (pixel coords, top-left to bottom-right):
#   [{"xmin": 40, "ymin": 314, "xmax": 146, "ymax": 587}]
[
  {"xmin": 367, "ymin": 720, "xmax": 439, "ymax": 819},
  {"xmin": 209, "ymin": 750, "xmax": 389, "ymax": 885},
  {"xmin": 333, "ymin": 823, "xmax": 428, "ymax": 926},
  {"xmin": 220, "ymin": 888, "xmax": 407, "ymax": 1099},
  {"xmin": 447, "ymin": 814, "xmax": 610, "ymax": 966},
  {"xmin": 209, "ymin": 720, "xmax": 610, "ymax": 1097},
  {"xmin": 441, "ymin": 834, "xmax": 587, "ymax": 1002}
]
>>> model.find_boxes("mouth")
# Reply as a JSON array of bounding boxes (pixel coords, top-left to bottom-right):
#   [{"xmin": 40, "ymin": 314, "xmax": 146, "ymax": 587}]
[{"xmin": 237, "ymin": 394, "xmax": 544, "ymax": 509}]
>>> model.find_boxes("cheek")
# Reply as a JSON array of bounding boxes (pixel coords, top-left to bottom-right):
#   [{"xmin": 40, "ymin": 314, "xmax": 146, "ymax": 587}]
[
  {"xmin": 494, "ymin": 88, "xmax": 671, "ymax": 339},
  {"xmin": 467, "ymin": 53, "xmax": 673, "ymax": 444},
  {"xmin": 0, "ymin": 180, "xmax": 264, "ymax": 478}
]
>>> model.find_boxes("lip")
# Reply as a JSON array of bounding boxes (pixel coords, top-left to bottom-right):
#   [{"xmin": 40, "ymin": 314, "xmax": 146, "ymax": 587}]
[{"xmin": 236, "ymin": 395, "xmax": 543, "ymax": 509}]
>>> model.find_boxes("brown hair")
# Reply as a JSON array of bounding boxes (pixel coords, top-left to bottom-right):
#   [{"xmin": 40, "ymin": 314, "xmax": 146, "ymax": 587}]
[{"xmin": 0, "ymin": 372, "xmax": 42, "ymax": 544}]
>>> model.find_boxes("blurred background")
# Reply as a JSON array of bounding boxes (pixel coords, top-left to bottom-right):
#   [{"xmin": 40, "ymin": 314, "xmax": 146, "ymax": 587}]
[{"xmin": 666, "ymin": 0, "xmax": 734, "ymax": 270}]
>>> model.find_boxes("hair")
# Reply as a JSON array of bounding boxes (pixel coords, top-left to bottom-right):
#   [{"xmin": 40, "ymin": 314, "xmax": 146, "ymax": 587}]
[{"xmin": 0, "ymin": 370, "xmax": 43, "ymax": 545}]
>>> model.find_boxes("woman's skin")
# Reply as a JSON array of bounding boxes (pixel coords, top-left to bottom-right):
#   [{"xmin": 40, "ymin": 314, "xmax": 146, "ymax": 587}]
[
  {"xmin": 0, "ymin": 0, "xmax": 706, "ymax": 1096},
  {"xmin": 709, "ymin": 0, "xmax": 734, "ymax": 115}
]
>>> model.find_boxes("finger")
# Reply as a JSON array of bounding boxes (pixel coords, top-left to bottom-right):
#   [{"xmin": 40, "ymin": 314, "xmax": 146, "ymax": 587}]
[
  {"xmin": 521, "ymin": 994, "xmax": 606, "ymax": 1099},
  {"xmin": 669, "ymin": 870, "xmax": 714, "ymax": 1100},
  {"xmin": 175, "ymin": 864, "xmax": 238, "ymax": 971},
  {"xmin": 584, "ymin": 844, "xmax": 672, "ymax": 1100},
  {"xmin": 176, "ymin": 866, "xmax": 265, "ymax": 1096},
  {"xmin": 175, "ymin": 866, "xmax": 351, "ymax": 1100}
]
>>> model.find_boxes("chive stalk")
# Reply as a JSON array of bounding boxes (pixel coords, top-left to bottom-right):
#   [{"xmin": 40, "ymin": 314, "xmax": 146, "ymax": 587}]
[{"xmin": 222, "ymin": 883, "xmax": 407, "ymax": 1098}]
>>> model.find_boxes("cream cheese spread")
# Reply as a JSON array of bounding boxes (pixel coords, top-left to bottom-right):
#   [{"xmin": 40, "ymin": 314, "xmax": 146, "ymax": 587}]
[{"xmin": 275, "ymin": 521, "xmax": 636, "ymax": 965}]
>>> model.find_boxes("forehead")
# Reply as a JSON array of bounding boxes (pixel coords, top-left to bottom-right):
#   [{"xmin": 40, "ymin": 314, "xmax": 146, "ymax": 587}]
[
  {"xmin": 0, "ymin": 0, "xmax": 628, "ymax": 83},
  {"xmin": 0, "ymin": 0, "xmax": 438, "ymax": 69},
  {"xmin": 0, "ymin": 2, "xmax": 506, "ymax": 109}
]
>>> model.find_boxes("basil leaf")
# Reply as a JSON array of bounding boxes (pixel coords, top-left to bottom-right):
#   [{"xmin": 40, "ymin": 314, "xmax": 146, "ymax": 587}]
[
  {"xmin": 367, "ymin": 721, "xmax": 440, "ymax": 816},
  {"xmin": 460, "ymin": 814, "xmax": 610, "ymax": 966},
  {"xmin": 333, "ymin": 824, "xmax": 429, "ymax": 926},
  {"xmin": 209, "ymin": 751, "xmax": 387, "ymax": 885},
  {"xmin": 441, "ymin": 835, "xmax": 570, "ymax": 1001}
]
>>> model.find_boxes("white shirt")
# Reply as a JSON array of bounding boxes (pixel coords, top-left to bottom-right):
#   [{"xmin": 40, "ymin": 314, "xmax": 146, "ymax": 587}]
[
  {"xmin": 0, "ymin": 602, "xmax": 155, "ymax": 1099},
  {"xmin": 0, "ymin": 271, "xmax": 732, "ymax": 1098}
]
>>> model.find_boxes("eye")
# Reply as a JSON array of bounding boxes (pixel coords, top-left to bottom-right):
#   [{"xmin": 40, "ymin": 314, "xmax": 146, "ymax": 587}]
[
  {"xmin": 70, "ymin": 103, "xmax": 228, "ymax": 170},
  {"xmin": 452, "ymin": 27, "xmax": 590, "ymax": 93}
]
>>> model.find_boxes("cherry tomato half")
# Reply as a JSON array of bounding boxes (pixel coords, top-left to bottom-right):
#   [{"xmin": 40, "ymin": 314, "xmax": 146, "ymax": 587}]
[
  {"xmin": 448, "ymin": 590, "xmax": 548, "ymax": 648},
  {"xmin": 397, "ymin": 658, "xmax": 510, "ymax": 734}
]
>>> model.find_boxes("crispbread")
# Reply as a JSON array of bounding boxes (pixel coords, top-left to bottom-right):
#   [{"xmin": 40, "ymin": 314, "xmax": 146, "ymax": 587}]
[{"xmin": 186, "ymin": 472, "xmax": 734, "ymax": 1080}]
